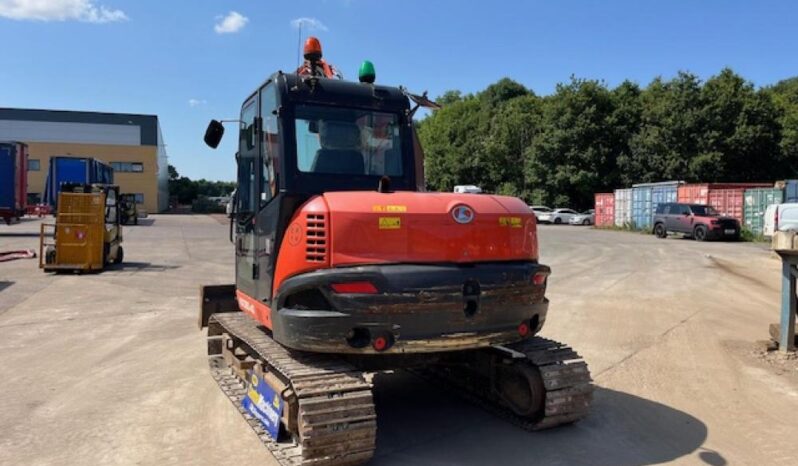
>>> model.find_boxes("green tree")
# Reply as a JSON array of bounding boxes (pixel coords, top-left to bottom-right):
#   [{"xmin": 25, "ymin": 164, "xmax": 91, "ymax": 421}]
[
  {"xmin": 416, "ymin": 69, "xmax": 795, "ymax": 209},
  {"xmin": 693, "ymin": 68, "xmax": 781, "ymax": 181},
  {"xmin": 768, "ymin": 77, "xmax": 798, "ymax": 174},
  {"xmin": 623, "ymin": 72, "xmax": 704, "ymax": 183},
  {"xmin": 526, "ymin": 77, "xmax": 619, "ymax": 209}
]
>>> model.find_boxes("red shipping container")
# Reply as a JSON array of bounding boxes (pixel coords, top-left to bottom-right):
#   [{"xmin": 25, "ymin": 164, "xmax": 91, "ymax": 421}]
[
  {"xmin": 594, "ymin": 193, "xmax": 615, "ymax": 227},
  {"xmin": 678, "ymin": 183, "xmax": 770, "ymax": 223}
]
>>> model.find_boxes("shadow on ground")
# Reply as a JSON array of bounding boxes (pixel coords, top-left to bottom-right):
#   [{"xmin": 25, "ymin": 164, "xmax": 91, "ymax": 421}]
[
  {"xmin": 128, "ymin": 218, "xmax": 156, "ymax": 226},
  {"xmin": 107, "ymin": 261, "xmax": 180, "ymax": 271},
  {"xmin": 0, "ymin": 281, "xmax": 13, "ymax": 293},
  {"xmin": 372, "ymin": 371, "xmax": 720, "ymax": 466}
]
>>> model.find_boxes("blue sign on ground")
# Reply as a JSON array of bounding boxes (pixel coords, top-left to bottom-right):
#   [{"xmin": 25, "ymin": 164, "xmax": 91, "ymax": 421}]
[{"xmin": 241, "ymin": 370, "xmax": 284, "ymax": 440}]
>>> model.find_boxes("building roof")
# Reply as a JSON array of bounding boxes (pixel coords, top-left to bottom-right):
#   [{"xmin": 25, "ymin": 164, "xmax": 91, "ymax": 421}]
[{"xmin": 0, "ymin": 107, "xmax": 159, "ymax": 146}]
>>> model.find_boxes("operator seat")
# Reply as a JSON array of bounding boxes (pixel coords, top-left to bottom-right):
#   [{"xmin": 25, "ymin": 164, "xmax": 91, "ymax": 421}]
[{"xmin": 312, "ymin": 121, "xmax": 365, "ymax": 174}]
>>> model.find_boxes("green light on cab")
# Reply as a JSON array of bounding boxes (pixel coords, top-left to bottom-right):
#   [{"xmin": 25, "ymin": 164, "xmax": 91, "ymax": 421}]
[{"xmin": 358, "ymin": 60, "xmax": 376, "ymax": 84}]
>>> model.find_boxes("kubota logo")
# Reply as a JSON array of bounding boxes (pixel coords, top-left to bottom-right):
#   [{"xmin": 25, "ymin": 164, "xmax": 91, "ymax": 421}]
[{"xmin": 451, "ymin": 205, "xmax": 475, "ymax": 224}]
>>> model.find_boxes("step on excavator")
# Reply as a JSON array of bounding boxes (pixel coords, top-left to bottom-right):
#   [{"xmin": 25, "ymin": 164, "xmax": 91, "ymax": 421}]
[{"xmin": 199, "ymin": 37, "xmax": 593, "ymax": 466}]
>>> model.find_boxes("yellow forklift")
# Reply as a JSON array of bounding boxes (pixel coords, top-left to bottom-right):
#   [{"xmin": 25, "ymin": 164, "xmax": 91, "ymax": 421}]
[{"xmin": 40, "ymin": 183, "xmax": 124, "ymax": 272}]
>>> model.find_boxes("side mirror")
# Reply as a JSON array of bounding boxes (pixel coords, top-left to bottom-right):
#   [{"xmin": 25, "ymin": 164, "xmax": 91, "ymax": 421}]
[
  {"xmin": 204, "ymin": 120, "xmax": 225, "ymax": 148},
  {"xmin": 683, "ymin": 212, "xmax": 691, "ymax": 216}
]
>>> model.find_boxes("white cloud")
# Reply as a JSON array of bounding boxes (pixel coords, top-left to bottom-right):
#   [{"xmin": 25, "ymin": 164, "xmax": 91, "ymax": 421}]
[
  {"xmin": 188, "ymin": 99, "xmax": 207, "ymax": 107},
  {"xmin": 214, "ymin": 11, "xmax": 247, "ymax": 34},
  {"xmin": 290, "ymin": 17, "xmax": 328, "ymax": 32},
  {"xmin": 0, "ymin": 0, "xmax": 127, "ymax": 23}
]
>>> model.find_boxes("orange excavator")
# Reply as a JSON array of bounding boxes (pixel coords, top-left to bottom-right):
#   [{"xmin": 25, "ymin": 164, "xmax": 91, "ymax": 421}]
[{"xmin": 199, "ymin": 37, "xmax": 592, "ymax": 466}]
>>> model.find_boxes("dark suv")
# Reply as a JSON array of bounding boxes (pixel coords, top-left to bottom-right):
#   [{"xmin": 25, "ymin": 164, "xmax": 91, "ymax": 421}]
[{"xmin": 653, "ymin": 203, "xmax": 740, "ymax": 241}]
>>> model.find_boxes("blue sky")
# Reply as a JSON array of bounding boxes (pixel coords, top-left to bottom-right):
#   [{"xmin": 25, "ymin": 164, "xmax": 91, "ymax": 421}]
[{"xmin": 1, "ymin": 0, "xmax": 796, "ymax": 181}]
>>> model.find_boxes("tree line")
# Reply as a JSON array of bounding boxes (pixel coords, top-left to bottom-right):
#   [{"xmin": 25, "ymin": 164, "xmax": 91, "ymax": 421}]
[
  {"xmin": 416, "ymin": 69, "xmax": 798, "ymax": 210},
  {"xmin": 168, "ymin": 165, "xmax": 235, "ymax": 205}
]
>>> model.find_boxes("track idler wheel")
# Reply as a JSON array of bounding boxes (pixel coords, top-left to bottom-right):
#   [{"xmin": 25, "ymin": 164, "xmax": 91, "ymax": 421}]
[{"xmin": 494, "ymin": 362, "xmax": 546, "ymax": 418}]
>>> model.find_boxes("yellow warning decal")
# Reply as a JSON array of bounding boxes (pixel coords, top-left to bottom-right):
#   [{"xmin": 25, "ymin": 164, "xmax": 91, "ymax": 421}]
[
  {"xmin": 499, "ymin": 216, "xmax": 523, "ymax": 228},
  {"xmin": 247, "ymin": 374, "xmax": 260, "ymax": 403},
  {"xmin": 372, "ymin": 205, "xmax": 407, "ymax": 213},
  {"xmin": 379, "ymin": 217, "xmax": 401, "ymax": 229}
]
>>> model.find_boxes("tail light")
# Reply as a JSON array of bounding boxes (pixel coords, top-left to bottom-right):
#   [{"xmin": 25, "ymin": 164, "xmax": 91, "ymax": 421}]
[
  {"xmin": 372, "ymin": 335, "xmax": 389, "ymax": 351},
  {"xmin": 532, "ymin": 272, "xmax": 548, "ymax": 286},
  {"xmin": 371, "ymin": 332, "xmax": 394, "ymax": 352},
  {"xmin": 330, "ymin": 281, "xmax": 378, "ymax": 294},
  {"xmin": 518, "ymin": 321, "xmax": 530, "ymax": 337},
  {"xmin": 775, "ymin": 208, "xmax": 779, "ymax": 230}
]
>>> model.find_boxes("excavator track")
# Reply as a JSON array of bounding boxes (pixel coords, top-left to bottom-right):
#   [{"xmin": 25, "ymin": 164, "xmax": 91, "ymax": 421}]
[
  {"xmin": 419, "ymin": 337, "xmax": 593, "ymax": 431},
  {"xmin": 207, "ymin": 312, "xmax": 376, "ymax": 466}
]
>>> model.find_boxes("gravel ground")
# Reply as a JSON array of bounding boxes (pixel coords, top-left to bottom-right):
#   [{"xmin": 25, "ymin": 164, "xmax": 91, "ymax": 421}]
[{"xmin": 1, "ymin": 217, "xmax": 796, "ymax": 465}]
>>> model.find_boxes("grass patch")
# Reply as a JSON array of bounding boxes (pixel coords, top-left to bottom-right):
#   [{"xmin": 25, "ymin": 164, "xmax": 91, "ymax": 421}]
[{"xmin": 739, "ymin": 228, "xmax": 769, "ymax": 243}]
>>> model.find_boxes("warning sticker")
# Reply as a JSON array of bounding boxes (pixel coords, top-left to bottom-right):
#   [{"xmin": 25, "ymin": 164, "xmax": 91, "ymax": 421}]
[
  {"xmin": 499, "ymin": 217, "xmax": 523, "ymax": 228},
  {"xmin": 372, "ymin": 205, "xmax": 407, "ymax": 213},
  {"xmin": 379, "ymin": 217, "xmax": 401, "ymax": 229}
]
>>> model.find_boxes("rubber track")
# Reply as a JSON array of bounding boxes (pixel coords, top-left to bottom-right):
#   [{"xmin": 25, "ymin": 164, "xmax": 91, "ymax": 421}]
[
  {"xmin": 418, "ymin": 336, "xmax": 593, "ymax": 431},
  {"xmin": 208, "ymin": 313, "xmax": 376, "ymax": 466}
]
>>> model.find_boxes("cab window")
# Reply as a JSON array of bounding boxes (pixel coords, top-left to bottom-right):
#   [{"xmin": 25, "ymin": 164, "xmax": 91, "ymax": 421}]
[
  {"xmin": 260, "ymin": 84, "xmax": 278, "ymax": 205},
  {"xmin": 238, "ymin": 99, "xmax": 258, "ymax": 216}
]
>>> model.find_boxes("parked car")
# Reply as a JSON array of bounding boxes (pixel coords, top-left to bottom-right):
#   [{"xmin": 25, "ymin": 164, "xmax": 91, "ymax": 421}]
[
  {"xmin": 454, "ymin": 185, "xmax": 482, "ymax": 194},
  {"xmin": 569, "ymin": 209, "xmax": 595, "ymax": 225},
  {"xmin": 764, "ymin": 203, "xmax": 798, "ymax": 238},
  {"xmin": 529, "ymin": 205, "xmax": 552, "ymax": 221},
  {"xmin": 537, "ymin": 208, "xmax": 579, "ymax": 225},
  {"xmin": 653, "ymin": 202, "xmax": 740, "ymax": 241}
]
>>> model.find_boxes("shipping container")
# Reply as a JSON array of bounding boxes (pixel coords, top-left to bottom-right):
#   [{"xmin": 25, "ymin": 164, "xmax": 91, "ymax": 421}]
[
  {"xmin": 744, "ymin": 188, "xmax": 783, "ymax": 235},
  {"xmin": 614, "ymin": 188, "xmax": 632, "ymax": 227},
  {"xmin": 594, "ymin": 193, "xmax": 615, "ymax": 227},
  {"xmin": 776, "ymin": 180, "xmax": 798, "ymax": 202},
  {"xmin": 0, "ymin": 141, "xmax": 28, "ymax": 223},
  {"xmin": 678, "ymin": 183, "xmax": 770, "ymax": 224},
  {"xmin": 43, "ymin": 156, "xmax": 114, "ymax": 209},
  {"xmin": 631, "ymin": 181, "xmax": 682, "ymax": 229}
]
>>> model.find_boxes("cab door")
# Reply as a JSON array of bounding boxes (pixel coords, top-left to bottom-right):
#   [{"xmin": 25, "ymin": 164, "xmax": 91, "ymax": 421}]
[
  {"xmin": 255, "ymin": 82, "xmax": 280, "ymax": 304},
  {"xmin": 235, "ymin": 97, "xmax": 259, "ymax": 298}
]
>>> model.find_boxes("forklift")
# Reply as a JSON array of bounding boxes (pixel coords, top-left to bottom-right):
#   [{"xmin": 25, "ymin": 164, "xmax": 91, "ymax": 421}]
[
  {"xmin": 40, "ymin": 183, "xmax": 124, "ymax": 272},
  {"xmin": 119, "ymin": 193, "xmax": 139, "ymax": 225}
]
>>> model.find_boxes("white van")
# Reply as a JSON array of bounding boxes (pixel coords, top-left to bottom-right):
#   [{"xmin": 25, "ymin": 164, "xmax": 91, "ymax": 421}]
[
  {"xmin": 454, "ymin": 185, "xmax": 482, "ymax": 194},
  {"xmin": 764, "ymin": 203, "xmax": 798, "ymax": 237}
]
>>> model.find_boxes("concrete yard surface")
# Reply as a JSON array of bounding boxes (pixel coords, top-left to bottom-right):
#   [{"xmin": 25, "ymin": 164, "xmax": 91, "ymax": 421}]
[{"xmin": 1, "ymin": 217, "xmax": 797, "ymax": 465}]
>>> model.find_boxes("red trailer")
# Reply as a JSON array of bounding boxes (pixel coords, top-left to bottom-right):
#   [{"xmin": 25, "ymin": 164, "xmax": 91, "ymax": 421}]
[
  {"xmin": 594, "ymin": 192, "xmax": 615, "ymax": 228},
  {"xmin": 0, "ymin": 141, "xmax": 28, "ymax": 224},
  {"xmin": 677, "ymin": 183, "xmax": 770, "ymax": 224}
]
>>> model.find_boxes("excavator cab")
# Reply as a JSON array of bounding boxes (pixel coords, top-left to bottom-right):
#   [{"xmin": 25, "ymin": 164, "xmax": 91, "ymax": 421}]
[{"xmin": 203, "ymin": 72, "xmax": 427, "ymax": 326}]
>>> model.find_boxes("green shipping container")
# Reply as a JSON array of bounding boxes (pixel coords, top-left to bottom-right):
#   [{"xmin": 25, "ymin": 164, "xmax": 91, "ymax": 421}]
[{"xmin": 743, "ymin": 188, "xmax": 783, "ymax": 235}]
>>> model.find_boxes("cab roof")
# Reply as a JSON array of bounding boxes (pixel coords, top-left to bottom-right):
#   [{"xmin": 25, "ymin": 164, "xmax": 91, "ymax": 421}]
[{"xmin": 276, "ymin": 73, "xmax": 411, "ymax": 113}]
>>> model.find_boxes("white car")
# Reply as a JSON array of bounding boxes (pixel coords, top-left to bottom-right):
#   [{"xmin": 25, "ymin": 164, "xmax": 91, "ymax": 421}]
[
  {"xmin": 537, "ymin": 208, "xmax": 579, "ymax": 225},
  {"xmin": 454, "ymin": 185, "xmax": 482, "ymax": 194},
  {"xmin": 529, "ymin": 205, "xmax": 552, "ymax": 221},
  {"xmin": 764, "ymin": 203, "xmax": 798, "ymax": 237},
  {"xmin": 569, "ymin": 209, "xmax": 595, "ymax": 225}
]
